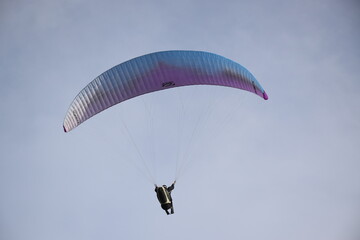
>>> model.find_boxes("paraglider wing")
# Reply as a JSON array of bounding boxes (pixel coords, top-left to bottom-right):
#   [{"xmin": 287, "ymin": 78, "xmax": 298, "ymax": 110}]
[{"xmin": 63, "ymin": 51, "xmax": 268, "ymax": 132}]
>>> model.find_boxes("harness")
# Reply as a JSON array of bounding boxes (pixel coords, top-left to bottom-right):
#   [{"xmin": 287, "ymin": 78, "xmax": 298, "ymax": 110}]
[{"xmin": 157, "ymin": 186, "xmax": 172, "ymax": 204}]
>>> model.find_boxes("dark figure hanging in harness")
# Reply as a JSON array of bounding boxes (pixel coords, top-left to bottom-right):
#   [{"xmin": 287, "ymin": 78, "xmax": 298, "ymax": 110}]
[{"xmin": 155, "ymin": 181, "xmax": 176, "ymax": 215}]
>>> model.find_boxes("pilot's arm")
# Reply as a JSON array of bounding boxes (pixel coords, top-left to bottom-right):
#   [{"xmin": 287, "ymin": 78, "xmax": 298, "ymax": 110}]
[{"xmin": 168, "ymin": 181, "xmax": 175, "ymax": 192}]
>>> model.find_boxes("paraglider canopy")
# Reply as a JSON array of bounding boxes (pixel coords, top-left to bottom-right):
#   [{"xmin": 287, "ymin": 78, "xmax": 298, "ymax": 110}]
[{"xmin": 63, "ymin": 50, "xmax": 268, "ymax": 132}]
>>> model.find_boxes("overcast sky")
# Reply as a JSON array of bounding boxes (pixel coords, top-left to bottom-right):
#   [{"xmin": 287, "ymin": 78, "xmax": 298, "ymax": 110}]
[{"xmin": 1, "ymin": 0, "xmax": 359, "ymax": 239}]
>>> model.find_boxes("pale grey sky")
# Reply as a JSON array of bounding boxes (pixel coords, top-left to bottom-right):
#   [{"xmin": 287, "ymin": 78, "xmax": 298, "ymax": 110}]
[{"xmin": 1, "ymin": 0, "xmax": 359, "ymax": 239}]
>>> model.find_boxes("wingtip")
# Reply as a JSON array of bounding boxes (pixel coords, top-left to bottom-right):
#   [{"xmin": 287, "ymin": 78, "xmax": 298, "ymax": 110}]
[
  {"xmin": 63, "ymin": 125, "xmax": 68, "ymax": 133},
  {"xmin": 263, "ymin": 91, "xmax": 269, "ymax": 100}
]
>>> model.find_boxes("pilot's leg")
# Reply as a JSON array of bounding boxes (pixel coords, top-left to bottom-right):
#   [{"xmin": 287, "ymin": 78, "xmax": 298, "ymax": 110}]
[
  {"xmin": 171, "ymin": 206, "xmax": 174, "ymax": 214},
  {"xmin": 165, "ymin": 209, "xmax": 170, "ymax": 215}
]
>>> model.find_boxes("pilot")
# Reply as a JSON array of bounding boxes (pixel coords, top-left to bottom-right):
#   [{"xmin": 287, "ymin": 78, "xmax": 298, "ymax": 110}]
[{"xmin": 154, "ymin": 181, "xmax": 176, "ymax": 215}]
